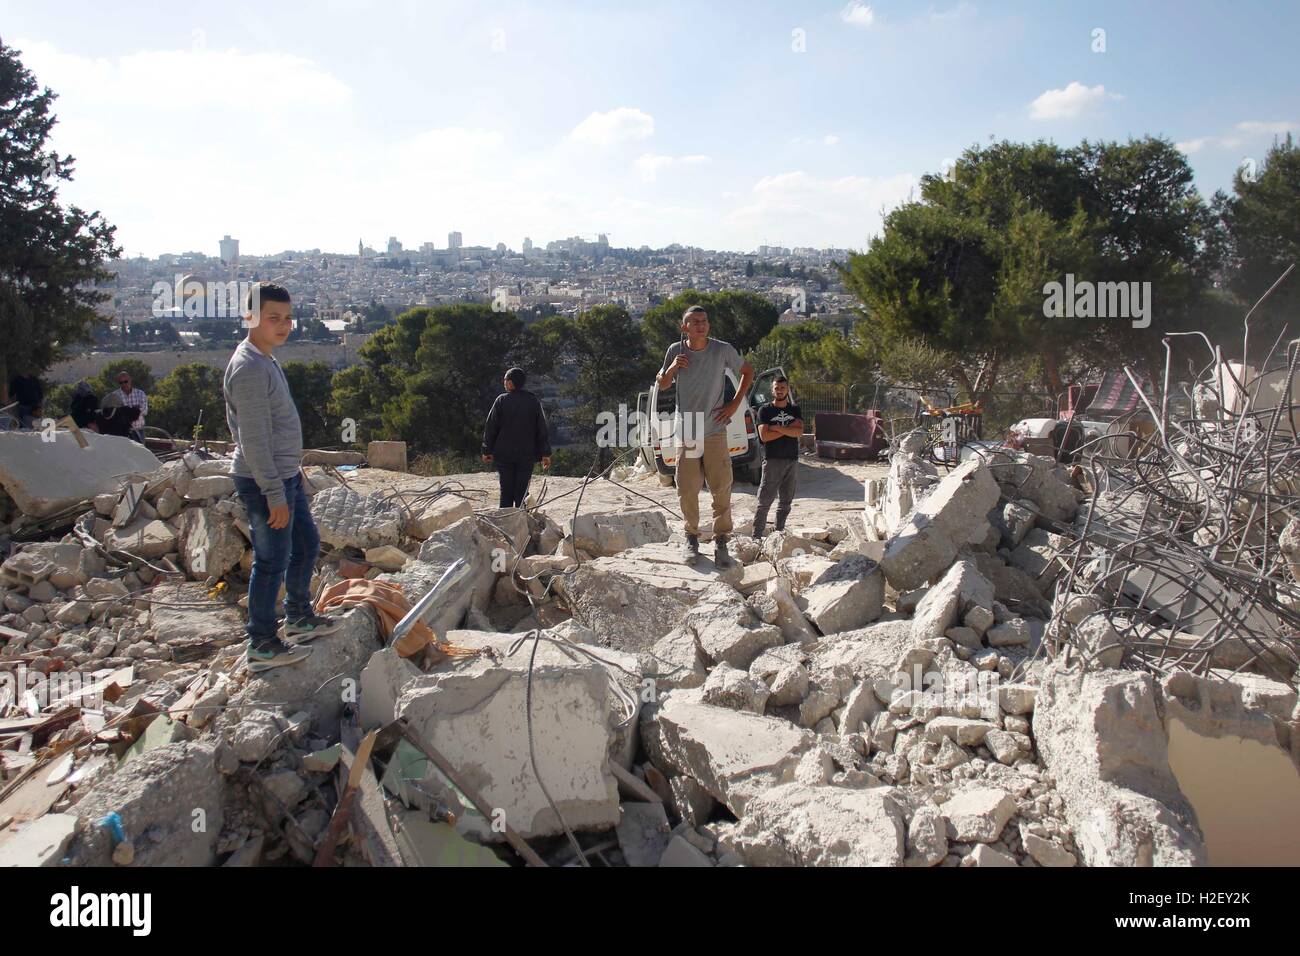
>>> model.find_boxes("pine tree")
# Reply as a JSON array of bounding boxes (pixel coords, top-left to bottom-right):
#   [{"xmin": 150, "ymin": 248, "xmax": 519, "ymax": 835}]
[{"xmin": 0, "ymin": 40, "xmax": 120, "ymax": 401}]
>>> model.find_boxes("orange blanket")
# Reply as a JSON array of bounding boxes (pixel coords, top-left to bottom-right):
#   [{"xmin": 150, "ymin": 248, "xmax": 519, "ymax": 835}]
[{"xmin": 315, "ymin": 578, "xmax": 477, "ymax": 660}]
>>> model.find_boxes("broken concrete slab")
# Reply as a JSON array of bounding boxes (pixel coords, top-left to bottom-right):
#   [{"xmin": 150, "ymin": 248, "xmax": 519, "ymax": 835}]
[
  {"xmin": 364, "ymin": 545, "xmax": 409, "ymax": 572},
  {"xmin": 615, "ymin": 801, "xmax": 672, "ymax": 866},
  {"xmin": 941, "ymin": 787, "xmax": 1016, "ymax": 843},
  {"xmin": 561, "ymin": 544, "xmax": 744, "ymax": 653},
  {"xmin": 65, "ymin": 740, "xmax": 223, "ymax": 866},
  {"xmin": 1009, "ymin": 528, "xmax": 1067, "ymax": 586},
  {"xmin": 905, "ymin": 804, "xmax": 948, "ymax": 867},
  {"xmin": 102, "ymin": 518, "xmax": 177, "ymax": 560},
  {"xmin": 727, "ymin": 783, "xmax": 906, "ymax": 866},
  {"xmin": 569, "ymin": 509, "xmax": 670, "ymax": 558},
  {"xmin": 685, "ymin": 583, "xmax": 783, "ymax": 670},
  {"xmin": 879, "ymin": 459, "xmax": 1000, "ymax": 591},
  {"xmin": 641, "ymin": 687, "xmax": 814, "ymax": 815},
  {"xmin": 764, "ymin": 578, "xmax": 819, "ymax": 646},
  {"xmin": 1034, "ymin": 665, "xmax": 1207, "ymax": 866},
  {"xmin": 402, "ymin": 495, "xmax": 473, "ymax": 541},
  {"xmin": 145, "ymin": 583, "xmax": 245, "ymax": 649},
  {"xmin": 375, "ymin": 632, "xmax": 622, "ymax": 840},
  {"xmin": 668, "ymin": 775, "xmax": 716, "ymax": 828},
  {"xmin": 309, "ymin": 484, "xmax": 402, "ymax": 550},
  {"xmin": 987, "ymin": 450, "xmax": 1079, "ymax": 524},
  {"xmin": 641, "ymin": 627, "xmax": 708, "ymax": 690},
  {"xmin": 659, "ymin": 833, "xmax": 714, "ymax": 866},
  {"xmin": 227, "ymin": 606, "xmax": 378, "ymax": 729},
  {"xmin": 800, "ymin": 554, "xmax": 885, "ymax": 636},
  {"xmin": 701, "ymin": 662, "xmax": 771, "ymax": 714},
  {"xmin": 0, "ymin": 431, "xmax": 161, "ymax": 519},
  {"xmin": 911, "ymin": 560, "xmax": 994, "ymax": 642},
  {"xmin": 178, "ymin": 505, "xmax": 246, "ymax": 578},
  {"xmin": 738, "ymin": 561, "xmax": 777, "ymax": 596},
  {"xmin": 0, "ymin": 813, "xmax": 79, "ymax": 867}
]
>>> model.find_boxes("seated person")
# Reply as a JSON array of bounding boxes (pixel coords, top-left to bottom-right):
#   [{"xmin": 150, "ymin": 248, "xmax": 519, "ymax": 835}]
[
  {"xmin": 68, "ymin": 381, "xmax": 100, "ymax": 429},
  {"xmin": 96, "ymin": 390, "xmax": 136, "ymax": 438}
]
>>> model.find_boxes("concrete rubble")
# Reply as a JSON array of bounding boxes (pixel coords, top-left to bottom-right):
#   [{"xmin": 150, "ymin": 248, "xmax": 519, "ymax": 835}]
[{"xmin": 0, "ymin": 397, "xmax": 1296, "ymax": 869}]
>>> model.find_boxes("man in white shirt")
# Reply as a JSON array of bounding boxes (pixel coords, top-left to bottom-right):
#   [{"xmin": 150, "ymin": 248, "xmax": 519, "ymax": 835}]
[{"xmin": 114, "ymin": 371, "xmax": 149, "ymax": 443}]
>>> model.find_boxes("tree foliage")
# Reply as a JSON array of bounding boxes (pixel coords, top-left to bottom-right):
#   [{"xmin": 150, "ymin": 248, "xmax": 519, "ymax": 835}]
[
  {"xmin": 641, "ymin": 289, "xmax": 780, "ymax": 360},
  {"xmin": 150, "ymin": 363, "xmax": 230, "ymax": 441},
  {"xmin": 0, "ymin": 41, "xmax": 120, "ymax": 399}
]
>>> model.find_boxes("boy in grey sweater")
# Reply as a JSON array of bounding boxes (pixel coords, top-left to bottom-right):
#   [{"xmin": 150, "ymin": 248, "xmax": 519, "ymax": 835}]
[{"xmin": 225, "ymin": 282, "xmax": 340, "ymax": 671}]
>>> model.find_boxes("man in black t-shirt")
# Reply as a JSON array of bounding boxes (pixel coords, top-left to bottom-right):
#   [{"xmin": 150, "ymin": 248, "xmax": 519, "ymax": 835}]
[{"xmin": 752, "ymin": 376, "xmax": 802, "ymax": 537}]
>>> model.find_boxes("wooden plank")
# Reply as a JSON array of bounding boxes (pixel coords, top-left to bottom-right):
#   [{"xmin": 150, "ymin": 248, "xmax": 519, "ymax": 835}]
[
  {"xmin": 0, "ymin": 625, "xmax": 27, "ymax": 642},
  {"xmin": 52, "ymin": 666, "xmax": 134, "ymax": 709},
  {"xmin": 607, "ymin": 760, "xmax": 664, "ymax": 804},
  {"xmin": 339, "ymin": 722, "xmax": 402, "ymax": 867},
  {"xmin": 0, "ymin": 757, "xmax": 71, "ymax": 847},
  {"xmin": 313, "ymin": 728, "xmax": 377, "ymax": 867},
  {"xmin": 398, "ymin": 721, "xmax": 548, "ymax": 868}
]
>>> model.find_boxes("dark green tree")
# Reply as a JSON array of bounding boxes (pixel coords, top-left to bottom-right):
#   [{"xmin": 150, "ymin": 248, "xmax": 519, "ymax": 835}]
[
  {"xmin": 1220, "ymin": 134, "xmax": 1300, "ymax": 357},
  {"xmin": 0, "ymin": 41, "xmax": 120, "ymax": 400},
  {"xmin": 150, "ymin": 363, "xmax": 230, "ymax": 441},
  {"xmin": 282, "ymin": 361, "xmax": 337, "ymax": 449},
  {"xmin": 641, "ymin": 289, "xmax": 780, "ymax": 361},
  {"xmin": 535, "ymin": 305, "xmax": 657, "ymax": 466}
]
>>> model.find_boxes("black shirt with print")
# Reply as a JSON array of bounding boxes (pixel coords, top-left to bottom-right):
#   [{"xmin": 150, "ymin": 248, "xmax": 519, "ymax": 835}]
[{"xmin": 758, "ymin": 402, "xmax": 802, "ymax": 459}]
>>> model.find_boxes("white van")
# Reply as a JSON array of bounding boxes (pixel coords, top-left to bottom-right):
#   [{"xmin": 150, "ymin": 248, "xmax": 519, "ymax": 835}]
[{"xmin": 635, "ymin": 366, "xmax": 789, "ymax": 486}]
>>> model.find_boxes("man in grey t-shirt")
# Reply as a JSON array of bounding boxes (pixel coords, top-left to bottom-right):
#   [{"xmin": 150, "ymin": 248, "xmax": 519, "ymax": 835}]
[{"xmin": 657, "ymin": 305, "xmax": 753, "ymax": 567}]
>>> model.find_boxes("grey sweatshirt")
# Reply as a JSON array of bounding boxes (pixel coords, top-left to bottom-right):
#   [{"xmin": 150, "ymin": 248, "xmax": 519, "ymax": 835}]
[{"xmin": 223, "ymin": 338, "xmax": 303, "ymax": 509}]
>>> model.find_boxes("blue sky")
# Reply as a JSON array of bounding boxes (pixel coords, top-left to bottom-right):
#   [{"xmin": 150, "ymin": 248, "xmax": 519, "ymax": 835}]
[{"xmin": 5, "ymin": 0, "xmax": 1296, "ymax": 258}]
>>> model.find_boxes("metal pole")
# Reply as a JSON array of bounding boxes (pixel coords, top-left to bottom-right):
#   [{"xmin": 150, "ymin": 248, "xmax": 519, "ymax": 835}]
[{"xmin": 389, "ymin": 558, "xmax": 471, "ymax": 648}]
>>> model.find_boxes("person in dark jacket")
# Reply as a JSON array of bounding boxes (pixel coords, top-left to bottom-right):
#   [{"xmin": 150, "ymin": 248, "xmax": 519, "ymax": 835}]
[
  {"xmin": 482, "ymin": 367, "xmax": 551, "ymax": 508},
  {"xmin": 69, "ymin": 381, "xmax": 100, "ymax": 429},
  {"xmin": 8, "ymin": 370, "xmax": 43, "ymax": 429}
]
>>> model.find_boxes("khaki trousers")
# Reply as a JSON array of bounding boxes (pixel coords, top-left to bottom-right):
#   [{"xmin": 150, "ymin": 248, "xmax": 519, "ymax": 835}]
[{"xmin": 676, "ymin": 431, "xmax": 733, "ymax": 539}]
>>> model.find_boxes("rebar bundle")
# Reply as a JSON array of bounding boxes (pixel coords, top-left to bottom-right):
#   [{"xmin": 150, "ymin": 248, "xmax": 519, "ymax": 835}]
[{"xmin": 1048, "ymin": 269, "xmax": 1300, "ymax": 687}]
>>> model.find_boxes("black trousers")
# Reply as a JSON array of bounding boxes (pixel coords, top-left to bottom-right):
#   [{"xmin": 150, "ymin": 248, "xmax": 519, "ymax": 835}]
[{"xmin": 496, "ymin": 460, "xmax": 534, "ymax": 508}]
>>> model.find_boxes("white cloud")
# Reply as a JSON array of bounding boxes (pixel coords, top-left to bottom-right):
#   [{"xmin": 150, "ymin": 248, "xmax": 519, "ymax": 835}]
[
  {"xmin": 925, "ymin": 3, "xmax": 976, "ymax": 22},
  {"xmin": 1236, "ymin": 120, "xmax": 1295, "ymax": 135},
  {"xmin": 567, "ymin": 107, "xmax": 655, "ymax": 147},
  {"xmin": 1176, "ymin": 121, "xmax": 1292, "ymax": 155},
  {"xmin": 633, "ymin": 153, "xmax": 710, "ymax": 182},
  {"xmin": 17, "ymin": 38, "xmax": 353, "ymax": 111},
  {"xmin": 725, "ymin": 170, "xmax": 916, "ymax": 249},
  {"xmin": 790, "ymin": 135, "xmax": 841, "ymax": 147},
  {"xmin": 1028, "ymin": 81, "xmax": 1121, "ymax": 121},
  {"xmin": 840, "ymin": 2, "xmax": 876, "ymax": 28}
]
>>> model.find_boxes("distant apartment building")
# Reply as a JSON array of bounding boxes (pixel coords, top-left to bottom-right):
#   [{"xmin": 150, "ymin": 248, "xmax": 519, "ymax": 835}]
[
  {"xmin": 387, "ymin": 236, "xmax": 403, "ymax": 256},
  {"xmin": 219, "ymin": 235, "xmax": 239, "ymax": 263},
  {"xmin": 448, "ymin": 231, "xmax": 463, "ymax": 250}
]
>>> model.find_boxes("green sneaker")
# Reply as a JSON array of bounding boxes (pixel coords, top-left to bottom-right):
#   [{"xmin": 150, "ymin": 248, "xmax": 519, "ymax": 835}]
[
  {"xmin": 247, "ymin": 638, "xmax": 313, "ymax": 672},
  {"xmin": 283, "ymin": 612, "xmax": 344, "ymax": 642}
]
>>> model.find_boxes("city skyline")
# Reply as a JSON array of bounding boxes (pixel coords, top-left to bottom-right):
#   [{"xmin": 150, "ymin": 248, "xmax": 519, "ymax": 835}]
[{"xmin": 5, "ymin": 0, "xmax": 1297, "ymax": 258}]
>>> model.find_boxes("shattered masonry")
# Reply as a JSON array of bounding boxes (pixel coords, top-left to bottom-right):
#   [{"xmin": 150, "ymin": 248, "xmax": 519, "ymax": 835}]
[{"xmin": 1, "ymin": 375, "xmax": 1298, "ymax": 866}]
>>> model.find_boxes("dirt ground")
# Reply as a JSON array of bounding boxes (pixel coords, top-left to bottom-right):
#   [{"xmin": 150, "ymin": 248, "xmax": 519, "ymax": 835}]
[{"xmin": 343, "ymin": 453, "xmax": 890, "ymax": 540}]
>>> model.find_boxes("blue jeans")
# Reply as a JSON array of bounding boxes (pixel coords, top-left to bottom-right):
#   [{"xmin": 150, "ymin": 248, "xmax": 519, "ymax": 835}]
[{"xmin": 233, "ymin": 473, "xmax": 320, "ymax": 643}]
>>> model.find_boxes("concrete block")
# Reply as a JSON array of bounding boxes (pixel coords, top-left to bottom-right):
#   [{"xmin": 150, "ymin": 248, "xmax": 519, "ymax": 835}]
[{"xmin": 0, "ymin": 431, "xmax": 160, "ymax": 519}]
